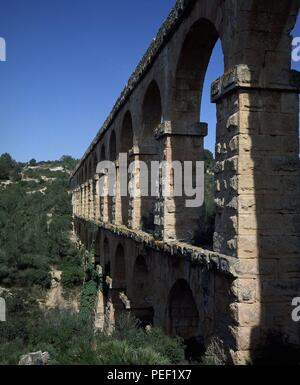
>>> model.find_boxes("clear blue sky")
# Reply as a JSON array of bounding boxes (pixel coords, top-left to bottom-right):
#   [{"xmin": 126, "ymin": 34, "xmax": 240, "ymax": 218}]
[{"xmin": 0, "ymin": 1, "xmax": 299, "ymax": 163}]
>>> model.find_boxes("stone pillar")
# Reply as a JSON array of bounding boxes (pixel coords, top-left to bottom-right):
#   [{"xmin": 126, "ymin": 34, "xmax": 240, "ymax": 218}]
[
  {"xmin": 89, "ymin": 179, "xmax": 94, "ymax": 221},
  {"xmin": 75, "ymin": 188, "xmax": 79, "ymax": 216},
  {"xmin": 107, "ymin": 162, "xmax": 117, "ymax": 224},
  {"xmin": 127, "ymin": 149, "xmax": 139, "ymax": 230},
  {"xmin": 84, "ymin": 183, "xmax": 89, "ymax": 219},
  {"xmin": 211, "ymin": 64, "xmax": 300, "ymax": 363},
  {"xmin": 94, "ymin": 175, "xmax": 100, "ymax": 222},
  {"xmin": 119, "ymin": 152, "xmax": 131, "ymax": 228},
  {"xmin": 87, "ymin": 182, "xmax": 90, "ymax": 219},
  {"xmin": 72, "ymin": 189, "xmax": 75, "ymax": 216},
  {"xmin": 126, "ymin": 149, "xmax": 135, "ymax": 230},
  {"xmin": 128, "ymin": 145, "xmax": 158, "ymax": 232},
  {"xmin": 80, "ymin": 186, "xmax": 84, "ymax": 217},
  {"xmin": 76, "ymin": 188, "xmax": 79, "ymax": 217},
  {"xmin": 98, "ymin": 169, "xmax": 109, "ymax": 223},
  {"xmin": 81, "ymin": 185, "xmax": 84, "ymax": 218},
  {"xmin": 154, "ymin": 121, "xmax": 207, "ymax": 242},
  {"xmin": 80, "ymin": 186, "xmax": 84, "ymax": 218},
  {"xmin": 83, "ymin": 184, "xmax": 86, "ymax": 218},
  {"xmin": 114, "ymin": 160, "xmax": 122, "ymax": 225},
  {"xmin": 73, "ymin": 189, "xmax": 76, "ymax": 216}
]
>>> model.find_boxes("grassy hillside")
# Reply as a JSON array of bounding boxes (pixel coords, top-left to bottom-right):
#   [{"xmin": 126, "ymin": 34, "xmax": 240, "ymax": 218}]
[{"xmin": 0, "ymin": 153, "xmax": 81, "ymax": 289}]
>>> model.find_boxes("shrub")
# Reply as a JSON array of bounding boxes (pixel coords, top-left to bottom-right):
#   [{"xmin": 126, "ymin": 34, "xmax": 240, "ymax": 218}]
[
  {"xmin": 96, "ymin": 339, "xmax": 169, "ymax": 365},
  {"xmin": 113, "ymin": 314, "xmax": 185, "ymax": 365},
  {"xmin": 0, "ymin": 299, "xmax": 185, "ymax": 366},
  {"xmin": 79, "ymin": 281, "xmax": 98, "ymax": 320},
  {"xmin": 61, "ymin": 265, "xmax": 83, "ymax": 289}
]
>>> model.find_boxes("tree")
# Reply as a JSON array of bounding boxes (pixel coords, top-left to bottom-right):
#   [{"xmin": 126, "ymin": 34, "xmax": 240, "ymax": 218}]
[
  {"xmin": 29, "ymin": 159, "xmax": 37, "ymax": 166},
  {"xmin": 204, "ymin": 150, "xmax": 215, "ymax": 175},
  {"xmin": 60, "ymin": 155, "xmax": 78, "ymax": 171},
  {"xmin": 10, "ymin": 164, "xmax": 22, "ymax": 182},
  {"xmin": 0, "ymin": 153, "xmax": 16, "ymax": 180}
]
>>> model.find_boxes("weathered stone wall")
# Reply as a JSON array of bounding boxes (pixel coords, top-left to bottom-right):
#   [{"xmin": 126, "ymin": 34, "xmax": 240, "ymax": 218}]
[
  {"xmin": 70, "ymin": 0, "xmax": 300, "ymax": 364},
  {"xmin": 74, "ymin": 217, "xmax": 238, "ymax": 359}
]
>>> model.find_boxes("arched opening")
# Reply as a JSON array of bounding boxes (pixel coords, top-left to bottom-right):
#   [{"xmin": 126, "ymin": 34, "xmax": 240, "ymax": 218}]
[
  {"xmin": 113, "ymin": 244, "xmax": 126, "ymax": 290},
  {"xmin": 198, "ymin": 39, "xmax": 224, "ymax": 249},
  {"xmin": 111, "ymin": 244, "xmax": 128, "ymax": 318},
  {"xmin": 94, "ymin": 231, "xmax": 101, "ymax": 268},
  {"xmin": 108, "ymin": 131, "xmax": 117, "ymax": 223},
  {"xmin": 131, "ymin": 255, "xmax": 154, "ymax": 327},
  {"xmin": 143, "ymin": 81, "xmax": 162, "ymax": 139},
  {"xmin": 166, "ymin": 279, "xmax": 203, "ymax": 361},
  {"xmin": 109, "ymin": 131, "xmax": 117, "ymax": 162},
  {"xmin": 88, "ymin": 158, "xmax": 93, "ymax": 180},
  {"xmin": 84, "ymin": 164, "xmax": 88, "ymax": 182},
  {"xmin": 140, "ymin": 80, "xmax": 162, "ymax": 233},
  {"xmin": 103, "ymin": 237, "xmax": 110, "ymax": 277},
  {"xmin": 120, "ymin": 111, "xmax": 134, "ymax": 227},
  {"xmin": 173, "ymin": 19, "xmax": 219, "ymax": 123},
  {"xmin": 100, "ymin": 144, "xmax": 106, "ymax": 162},
  {"xmin": 172, "ymin": 19, "xmax": 224, "ymax": 248},
  {"xmin": 92, "ymin": 152, "xmax": 98, "ymax": 177}
]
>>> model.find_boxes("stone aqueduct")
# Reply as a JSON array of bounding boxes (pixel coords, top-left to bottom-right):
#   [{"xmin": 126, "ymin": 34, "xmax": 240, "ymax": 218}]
[{"xmin": 70, "ymin": 0, "xmax": 300, "ymax": 363}]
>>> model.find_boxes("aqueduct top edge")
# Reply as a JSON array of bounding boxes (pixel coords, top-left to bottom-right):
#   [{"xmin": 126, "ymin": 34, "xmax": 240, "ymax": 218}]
[{"xmin": 72, "ymin": 0, "xmax": 196, "ymax": 176}]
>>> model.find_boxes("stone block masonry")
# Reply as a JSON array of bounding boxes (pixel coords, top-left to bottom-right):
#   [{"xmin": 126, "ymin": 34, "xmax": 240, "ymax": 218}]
[{"xmin": 70, "ymin": 0, "xmax": 300, "ymax": 364}]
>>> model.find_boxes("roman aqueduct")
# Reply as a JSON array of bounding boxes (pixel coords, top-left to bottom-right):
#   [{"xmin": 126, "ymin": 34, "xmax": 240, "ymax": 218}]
[{"xmin": 70, "ymin": 0, "xmax": 300, "ymax": 363}]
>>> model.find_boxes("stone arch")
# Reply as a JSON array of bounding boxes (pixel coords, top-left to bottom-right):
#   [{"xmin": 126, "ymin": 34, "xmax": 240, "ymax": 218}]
[
  {"xmin": 172, "ymin": 18, "xmax": 220, "ymax": 124},
  {"xmin": 84, "ymin": 163, "xmax": 88, "ymax": 182},
  {"xmin": 165, "ymin": 18, "xmax": 224, "ymax": 245},
  {"xmin": 131, "ymin": 255, "xmax": 154, "ymax": 327},
  {"xmin": 113, "ymin": 244, "xmax": 126, "ymax": 290},
  {"xmin": 100, "ymin": 144, "xmax": 106, "ymax": 161},
  {"xmin": 196, "ymin": 38, "xmax": 224, "ymax": 248},
  {"xmin": 120, "ymin": 111, "xmax": 134, "ymax": 153},
  {"xmin": 109, "ymin": 243, "xmax": 128, "ymax": 319},
  {"xmin": 109, "ymin": 130, "xmax": 117, "ymax": 162},
  {"xmin": 92, "ymin": 151, "xmax": 98, "ymax": 177},
  {"xmin": 94, "ymin": 230, "xmax": 101, "ymax": 267},
  {"xmin": 166, "ymin": 279, "xmax": 200, "ymax": 340},
  {"xmin": 140, "ymin": 80, "xmax": 162, "ymax": 233},
  {"xmin": 142, "ymin": 80, "xmax": 163, "ymax": 141},
  {"xmin": 87, "ymin": 157, "xmax": 93, "ymax": 180},
  {"xmin": 103, "ymin": 237, "xmax": 110, "ymax": 277},
  {"xmin": 120, "ymin": 110, "xmax": 134, "ymax": 227}
]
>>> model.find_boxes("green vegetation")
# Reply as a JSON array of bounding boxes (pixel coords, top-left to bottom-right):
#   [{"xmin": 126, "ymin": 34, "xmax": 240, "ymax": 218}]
[
  {"xmin": 0, "ymin": 239, "xmax": 185, "ymax": 365},
  {"xmin": 193, "ymin": 150, "xmax": 216, "ymax": 248},
  {"xmin": 78, "ymin": 249, "xmax": 99, "ymax": 319},
  {"xmin": 0, "ymin": 292, "xmax": 185, "ymax": 365},
  {"xmin": 204, "ymin": 149, "xmax": 215, "ymax": 175},
  {"xmin": 0, "ymin": 151, "xmax": 214, "ymax": 365},
  {"xmin": 0, "ymin": 153, "xmax": 21, "ymax": 181},
  {"xmin": 0, "ymin": 155, "xmax": 80, "ymax": 289}
]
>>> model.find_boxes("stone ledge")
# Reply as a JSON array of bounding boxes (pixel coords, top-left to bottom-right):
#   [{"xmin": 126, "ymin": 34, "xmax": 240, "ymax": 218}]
[
  {"xmin": 211, "ymin": 65, "xmax": 300, "ymax": 103},
  {"xmin": 129, "ymin": 144, "xmax": 158, "ymax": 157},
  {"xmin": 154, "ymin": 121, "xmax": 208, "ymax": 139},
  {"xmin": 75, "ymin": 215, "xmax": 238, "ymax": 278}
]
